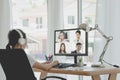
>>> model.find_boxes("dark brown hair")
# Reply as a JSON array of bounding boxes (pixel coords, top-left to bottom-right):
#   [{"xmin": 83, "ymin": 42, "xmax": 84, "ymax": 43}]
[{"xmin": 6, "ymin": 29, "xmax": 26, "ymax": 49}]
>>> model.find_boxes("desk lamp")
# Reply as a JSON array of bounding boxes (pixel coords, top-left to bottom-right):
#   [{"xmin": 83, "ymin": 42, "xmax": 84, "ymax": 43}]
[{"xmin": 79, "ymin": 23, "xmax": 113, "ymax": 67}]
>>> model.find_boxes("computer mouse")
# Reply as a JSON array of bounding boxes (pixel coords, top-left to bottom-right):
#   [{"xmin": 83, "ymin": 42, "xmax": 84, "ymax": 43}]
[{"xmin": 58, "ymin": 64, "xmax": 64, "ymax": 68}]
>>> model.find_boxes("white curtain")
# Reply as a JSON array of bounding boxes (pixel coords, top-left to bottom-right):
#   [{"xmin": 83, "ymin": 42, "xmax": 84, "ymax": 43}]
[
  {"xmin": 95, "ymin": 0, "xmax": 120, "ymax": 80},
  {"xmin": 0, "ymin": 0, "xmax": 11, "ymax": 79},
  {"xmin": 0, "ymin": 0, "xmax": 11, "ymax": 49},
  {"xmin": 47, "ymin": 0, "xmax": 64, "ymax": 55}
]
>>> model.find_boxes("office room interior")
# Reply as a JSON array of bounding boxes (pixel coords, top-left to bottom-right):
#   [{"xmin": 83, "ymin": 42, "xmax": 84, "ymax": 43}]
[{"xmin": 0, "ymin": 0, "xmax": 120, "ymax": 80}]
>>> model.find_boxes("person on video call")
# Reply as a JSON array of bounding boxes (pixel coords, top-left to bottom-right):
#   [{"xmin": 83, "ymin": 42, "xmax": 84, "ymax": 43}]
[
  {"xmin": 59, "ymin": 43, "xmax": 66, "ymax": 54},
  {"xmin": 71, "ymin": 43, "xmax": 82, "ymax": 54},
  {"xmin": 74, "ymin": 30, "xmax": 84, "ymax": 44},
  {"xmin": 56, "ymin": 31, "xmax": 68, "ymax": 43},
  {"xmin": 6, "ymin": 29, "xmax": 59, "ymax": 80}
]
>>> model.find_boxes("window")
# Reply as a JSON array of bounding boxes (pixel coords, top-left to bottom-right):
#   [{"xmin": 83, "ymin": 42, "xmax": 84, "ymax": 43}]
[
  {"xmin": 82, "ymin": 0, "xmax": 96, "ymax": 26},
  {"xmin": 12, "ymin": 0, "xmax": 48, "ymax": 61},
  {"xmin": 22, "ymin": 19, "xmax": 29, "ymax": 27},
  {"xmin": 63, "ymin": 0, "xmax": 97, "ymax": 64},
  {"xmin": 82, "ymin": 0, "xmax": 97, "ymax": 63},
  {"xmin": 63, "ymin": 0, "xmax": 77, "ymax": 29},
  {"xmin": 68, "ymin": 16, "xmax": 75, "ymax": 25},
  {"xmin": 63, "ymin": 1, "xmax": 96, "ymax": 79},
  {"xmin": 36, "ymin": 17, "xmax": 42, "ymax": 29}
]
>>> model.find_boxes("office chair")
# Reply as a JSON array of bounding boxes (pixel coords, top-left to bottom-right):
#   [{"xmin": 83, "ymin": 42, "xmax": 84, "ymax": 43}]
[
  {"xmin": 41, "ymin": 76, "xmax": 66, "ymax": 80},
  {"xmin": 0, "ymin": 49, "xmax": 37, "ymax": 80},
  {"xmin": 0, "ymin": 49, "xmax": 66, "ymax": 80}
]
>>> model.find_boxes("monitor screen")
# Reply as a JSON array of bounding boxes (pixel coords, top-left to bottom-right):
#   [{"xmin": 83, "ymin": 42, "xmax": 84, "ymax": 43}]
[{"xmin": 54, "ymin": 28, "xmax": 88, "ymax": 56}]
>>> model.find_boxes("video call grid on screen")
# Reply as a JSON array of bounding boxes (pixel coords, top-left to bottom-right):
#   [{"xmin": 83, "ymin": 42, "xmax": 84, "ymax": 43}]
[{"xmin": 54, "ymin": 28, "xmax": 88, "ymax": 56}]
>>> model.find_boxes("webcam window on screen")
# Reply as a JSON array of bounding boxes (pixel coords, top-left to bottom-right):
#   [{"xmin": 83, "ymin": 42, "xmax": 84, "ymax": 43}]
[{"xmin": 54, "ymin": 28, "xmax": 88, "ymax": 56}]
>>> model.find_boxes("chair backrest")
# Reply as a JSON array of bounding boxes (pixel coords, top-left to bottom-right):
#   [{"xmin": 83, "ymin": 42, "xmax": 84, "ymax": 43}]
[{"xmin": 0, "ymin": 49, "xmax": 36, "ymax": 80}]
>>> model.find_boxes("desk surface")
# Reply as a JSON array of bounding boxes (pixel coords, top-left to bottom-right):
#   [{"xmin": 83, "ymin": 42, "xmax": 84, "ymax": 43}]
[{"xmin": 33, "ymin": 66, "xmax": 120, "ymax": 76}]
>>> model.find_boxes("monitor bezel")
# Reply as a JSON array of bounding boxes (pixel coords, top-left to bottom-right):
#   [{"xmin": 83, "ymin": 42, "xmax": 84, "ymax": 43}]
[{"xmin": 54, "ymin": 28, "xmax": 88, "ymax": 56}]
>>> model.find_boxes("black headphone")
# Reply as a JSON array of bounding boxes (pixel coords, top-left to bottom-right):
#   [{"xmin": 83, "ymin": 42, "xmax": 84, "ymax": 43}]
[{"xmin": 15, "ymin": 29, "xmax": 26, "ymax": 45}]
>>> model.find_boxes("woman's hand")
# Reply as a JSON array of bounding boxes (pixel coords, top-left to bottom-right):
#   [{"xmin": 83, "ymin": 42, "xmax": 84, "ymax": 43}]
[
  {"xmin": 46, "ymin": 60, "xmax": 59, "ymax": 70},
  {"xmin": 42, "ymin": 60, "xmax": 59, "ymax": 65},
  {"xmin": 51, "ymin": 60, "xmax": 59, "ymax": 66}
]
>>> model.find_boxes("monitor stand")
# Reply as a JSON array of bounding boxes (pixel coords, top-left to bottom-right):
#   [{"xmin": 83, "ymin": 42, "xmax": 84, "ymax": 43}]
[{"xmin": 74, "ymin": 55, "xmax": 77, "ymax": 64}]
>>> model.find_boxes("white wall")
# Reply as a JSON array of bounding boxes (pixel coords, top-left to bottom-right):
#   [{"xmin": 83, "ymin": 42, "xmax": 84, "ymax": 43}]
[
  {"xmin": 0, "ymin": 0, "xmax": 11, "ymax": 49},
  {"xmin": 95, "ymin": 0, "xmax": 120, "ymax": 65},
  {"xmin": 105, "ymin": 1, "xmax": 120, "ymax": 79},
  {"xmin": 0, "ymin": 0, "xmax": 11, "ymax": 79},
  {"xmin": 95, "ymin": 0, "xmax": 120, "ymax": 80},
  {"xmin": 106, "ymin": 0, "xmax": 120, "ymax": 65}
]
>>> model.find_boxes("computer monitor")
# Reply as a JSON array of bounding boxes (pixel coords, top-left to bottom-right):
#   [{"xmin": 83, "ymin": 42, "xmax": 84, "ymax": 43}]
[{"xmin": 54, "ymin": 28, "xmax": 88, "ymax": 64}]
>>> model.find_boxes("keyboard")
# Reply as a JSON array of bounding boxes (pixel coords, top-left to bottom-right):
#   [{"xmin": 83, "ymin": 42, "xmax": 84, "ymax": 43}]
[{"xmin": 53, "ymin": 63, "xmax": 78, "ymax": 68}]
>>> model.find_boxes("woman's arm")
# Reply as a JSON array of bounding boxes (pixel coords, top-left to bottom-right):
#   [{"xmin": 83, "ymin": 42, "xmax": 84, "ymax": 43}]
[
  {"xmin": 26, "ymin": 54, "xmax": 58, "ymax": 71},
  {"xmin": 41, "ymin": 61, "xmax": 51, "ymax": 64},
  {"xmin": 32, "ymin": 60, "xmax": 59, "ymax": 71}
]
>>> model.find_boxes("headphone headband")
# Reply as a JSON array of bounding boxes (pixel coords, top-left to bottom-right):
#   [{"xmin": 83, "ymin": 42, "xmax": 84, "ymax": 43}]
[
  {"xmin": 15, "ymin": 29, "xmax": 23, "ymax": 38},
  {"xmin": 15, "ymin": 29, "xmax": 25, "ymax": 45}
]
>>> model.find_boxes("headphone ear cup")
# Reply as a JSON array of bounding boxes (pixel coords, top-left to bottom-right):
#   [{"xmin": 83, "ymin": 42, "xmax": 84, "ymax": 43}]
[{"xmin": 18, "ymin": 38, "xmax": 25, "ymax": 45}]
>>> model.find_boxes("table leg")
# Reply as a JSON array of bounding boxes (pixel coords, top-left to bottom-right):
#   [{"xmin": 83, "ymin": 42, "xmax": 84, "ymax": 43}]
[
  {"xmin": 108, "ymin": 73, "xmax": 117, "ymax": 80},
  {"xmin": 92, "ymin": 75, "xmax": 101, "ymax": 80}
]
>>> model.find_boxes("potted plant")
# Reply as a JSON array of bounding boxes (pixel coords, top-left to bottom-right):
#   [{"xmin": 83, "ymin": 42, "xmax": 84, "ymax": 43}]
[{"xmin": 78, "ymin": 57, "xmax": 84, "ymax": 67}]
